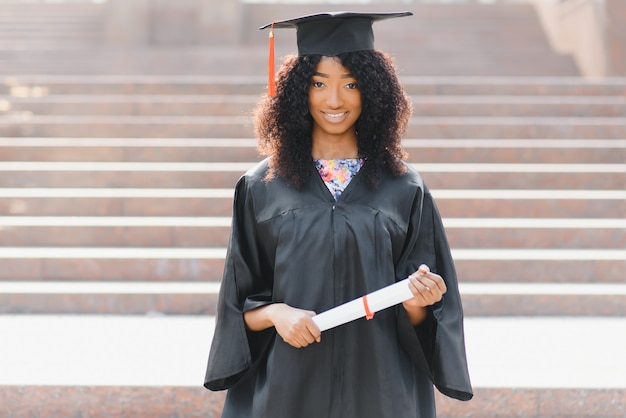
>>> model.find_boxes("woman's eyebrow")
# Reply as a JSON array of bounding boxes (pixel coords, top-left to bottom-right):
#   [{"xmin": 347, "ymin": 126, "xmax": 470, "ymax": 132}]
[{"xmin": 312, "ymin": 72, "xmax": 355, "ymax": 79}]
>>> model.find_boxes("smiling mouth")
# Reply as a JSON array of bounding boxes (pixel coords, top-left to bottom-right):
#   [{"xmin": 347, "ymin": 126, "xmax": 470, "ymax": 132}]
[{"xmin": 323, "ymin": 112, "xmax": 347, "ymax": 120}]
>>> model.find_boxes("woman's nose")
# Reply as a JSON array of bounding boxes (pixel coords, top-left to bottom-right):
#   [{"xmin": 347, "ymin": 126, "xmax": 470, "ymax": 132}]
[{"xmin": 325, "ymin": 87, "xmax": 343, "ymax": 108}]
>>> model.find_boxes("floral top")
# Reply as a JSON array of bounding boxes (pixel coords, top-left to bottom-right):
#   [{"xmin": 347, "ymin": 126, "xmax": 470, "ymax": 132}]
[{"xmin": 314, "ymin": 158, "xmax": 365, "ymax": 200}]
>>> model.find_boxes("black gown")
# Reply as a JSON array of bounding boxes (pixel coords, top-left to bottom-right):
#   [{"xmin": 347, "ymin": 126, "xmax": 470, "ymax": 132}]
[{"xmin": 204, "ymin": 158, "xmax": 472, "ymax": 417}]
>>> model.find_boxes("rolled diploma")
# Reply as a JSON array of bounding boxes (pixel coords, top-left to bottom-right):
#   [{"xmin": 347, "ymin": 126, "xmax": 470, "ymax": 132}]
[{"xmin": 311, "ymin": 278, "xmax": 414, "ymax": 332}]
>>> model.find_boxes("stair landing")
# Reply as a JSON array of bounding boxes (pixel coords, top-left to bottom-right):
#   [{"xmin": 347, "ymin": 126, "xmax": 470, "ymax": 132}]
[{"xmin": 1, "ymin": 315, "xmax": 625, "ymax": 417}]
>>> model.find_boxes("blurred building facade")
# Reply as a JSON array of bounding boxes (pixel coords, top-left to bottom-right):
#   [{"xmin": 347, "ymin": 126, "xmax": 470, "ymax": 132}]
[{"xmin": 1, "ymin": 0, "xmax": 624, "ymax": 77}]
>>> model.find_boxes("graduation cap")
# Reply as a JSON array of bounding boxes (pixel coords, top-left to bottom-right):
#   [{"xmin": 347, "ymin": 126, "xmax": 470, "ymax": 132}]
[{"xmin": 260, "ymin": 11, "xmax": 413, "ymax": 96}]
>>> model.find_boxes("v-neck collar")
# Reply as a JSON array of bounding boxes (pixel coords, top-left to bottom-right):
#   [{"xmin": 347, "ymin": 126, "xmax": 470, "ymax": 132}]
[{"xmin": 313, "ymin": 158, "xmax": 364, "ymax": 201}]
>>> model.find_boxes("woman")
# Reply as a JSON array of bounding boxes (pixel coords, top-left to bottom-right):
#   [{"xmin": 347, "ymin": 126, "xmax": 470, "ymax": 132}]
[{"xmin": 205, "ymin": 12, "xmax": 472, "ymax": 417}]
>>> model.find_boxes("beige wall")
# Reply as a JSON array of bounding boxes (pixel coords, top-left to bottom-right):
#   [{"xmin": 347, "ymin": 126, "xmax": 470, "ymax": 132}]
[
  {"xmin": 605, "ymin": 0, "xmax": 626, "ymax": 76},
  {"xmin": 533, "ymin": 0, "xmax": 625, "ymax": 77}
]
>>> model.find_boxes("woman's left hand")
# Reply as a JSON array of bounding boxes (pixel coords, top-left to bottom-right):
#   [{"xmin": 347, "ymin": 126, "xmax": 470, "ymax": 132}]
[
  {"xmin": 406, "ymin": 264, "xmax": 447, "ymax": 307},
  {"xmin": 402, "ymin": 264, "xmax": 447, "ymax": 325}
]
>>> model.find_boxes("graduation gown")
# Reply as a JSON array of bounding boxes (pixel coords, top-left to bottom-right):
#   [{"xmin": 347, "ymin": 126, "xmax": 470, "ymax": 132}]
[{"xmin": 204, "ymin": 158, "xmax": 472, "ymax": 417}]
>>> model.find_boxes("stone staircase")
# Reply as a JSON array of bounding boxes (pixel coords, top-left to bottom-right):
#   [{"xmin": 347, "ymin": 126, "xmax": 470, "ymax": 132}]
[
  {"xmin": 2, "ymin": 74, "xmax": 625, "ymax": 416},
  {"xmin": 1, "ymin": 1, "xmax": 625, "ymax": 417},
  {"xmin": 0, "ymin": 1, "xmax": 103, "ymax": 50},
  {"xmin": 1, "ymin": 74, "xmax": 625, "ymax": 312}
]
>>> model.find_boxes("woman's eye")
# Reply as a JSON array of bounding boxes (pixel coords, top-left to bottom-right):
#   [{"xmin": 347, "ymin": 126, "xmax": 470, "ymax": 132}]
[
  {"xmin": 346, "ymin": 82, "xmax": 358, "ymax": 90},
  {"xmin": 312, "ymin": 81, "xmax": 324, "ymax": 88}
]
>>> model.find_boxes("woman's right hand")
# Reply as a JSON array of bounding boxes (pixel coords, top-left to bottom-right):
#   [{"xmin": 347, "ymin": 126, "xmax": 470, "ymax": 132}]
[
  {"xmin": 245, "ymin": 303, "xmax": 321, "ymax": 348},
  {"xmin": 270, "ymin": 303, "xmax": 321, "ymax": 348}
]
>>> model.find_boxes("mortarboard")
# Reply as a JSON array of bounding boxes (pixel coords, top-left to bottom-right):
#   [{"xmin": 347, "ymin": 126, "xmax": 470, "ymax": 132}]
[{"xmin": 260, "ymin": 11, "xmax": 413, "ymax": 96}]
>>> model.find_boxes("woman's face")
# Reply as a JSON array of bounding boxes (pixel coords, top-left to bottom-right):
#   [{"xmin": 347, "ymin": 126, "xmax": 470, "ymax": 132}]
[{"xmin": 308, "ymin": 56, "xmax": 362, "ymax": 139}]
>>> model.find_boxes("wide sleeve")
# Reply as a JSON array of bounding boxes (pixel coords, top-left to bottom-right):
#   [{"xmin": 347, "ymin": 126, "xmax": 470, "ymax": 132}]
[
  {"xmin": 204, "ymin": 175, "xmax": 275, "ymax": 391},
  {"xmin": 396, "ymin": 186, "xmax": 473, "ymax": 401}
]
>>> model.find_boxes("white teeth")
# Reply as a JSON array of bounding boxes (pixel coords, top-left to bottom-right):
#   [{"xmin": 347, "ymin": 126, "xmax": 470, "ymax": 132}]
[{"xmin": 326, "ymin": 112, "xmax": 346, "ymax": 119}]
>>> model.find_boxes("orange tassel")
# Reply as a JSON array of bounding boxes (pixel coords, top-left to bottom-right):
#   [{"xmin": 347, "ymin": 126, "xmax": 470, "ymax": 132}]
[{"xmin": 268, "ymin": 22, "xmax": 276, "ymax": 97}]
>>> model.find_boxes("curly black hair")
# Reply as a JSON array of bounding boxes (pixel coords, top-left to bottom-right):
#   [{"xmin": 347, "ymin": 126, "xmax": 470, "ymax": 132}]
[{"xmin": 254, "ymin": 50, "xmax": 412, "ymax": 189}]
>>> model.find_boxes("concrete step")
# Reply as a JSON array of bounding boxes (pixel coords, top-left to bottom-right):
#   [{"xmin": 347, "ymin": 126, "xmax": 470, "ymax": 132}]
[
  {"xmin": 0, "ymin": 247, "xmax": 225, "ymax": 281},
  {"xmin": 2, "ymin": 95, "xmax": 261, "ymax": 117},
  {"xmin": 3, "ymin": 115, "xmax": 626, "ymax": 138},
  {"xmin": 0, "ymin": 315, "xmax": 624, "ymax": 416},
  {"xmin": 1, "ymin": 217, "xmax": 622, "ymax": 249},
  {"xmin": 0, "ymin": 216, "xmax": 232, "ymax": 248},
  {"xmin": 0, "ymin": 193, "xmax": 232, "ymax": 217},
  {"xmin": 4, "ymin": 94, "xmax": 626, "ymax": 117},
  {"xmin": 0, "ymin": 162, "xmax": 622, "ymax": 190},
  {"xmin": 0, "ymin": 75, "xmax": 268, "ymax": 96},
  {"xmin": 431, "ymin": 190, "xmax": 624, "ymax": 218},
  {"xmin": 1, "ymin": 189, "xmax": 621, "ymax": 218},
  {"xmin": 1, "ymin": 282, "xmax": 625, "ymax": 317},
  {"xmin": 0, "ymin": 138, "xmax": 264, "ymax": 163},
  {"xmin": 1, "ymin": 386, "xmax": 624, "ymax": 418},
  {"xmin": 402, "ymin": 139, "xmax": 626, "ymax": 164},
  {"xmin": 1, "ymin": 138, "xmax": 623, "ymax": 164},
  {"xmin": 400, "ymin": 77, "xmax": 626, "ymax": 96},
  {"xmin": 2, "ymin": 42, "xmax": 579, "ymax": 78},
  {"xmin": 445, "ymin": 219, "xmax": 625, "ymax": 249},
  {"xmin": 0, "ymin": 39, "xmax": 102, "ymax": 51},
  {"xmin": 460, "ymin": 283, "xmax": 626, "ymax": 316},
  {"xmin": 4, "ymin": 76, "xmax": 626, "ymax": 96},
  {"xmin": 0, "ymin": 282, "xmax": 219, "ymax": 315},
  {"xmin": 0, "ymin": 247, "xmax": 623, "ymax": 283},
  {"xmin": 418, "ymin": 95, "xmax": 626, "ymax": 117},
  {"xmin": 0, "ymin": 47, "xmax": 579, "ymax": 77}
]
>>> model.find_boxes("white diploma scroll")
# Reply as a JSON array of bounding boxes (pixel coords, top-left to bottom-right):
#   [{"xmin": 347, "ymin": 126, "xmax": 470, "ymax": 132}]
[{"xmin": 311, "ymin": 278, "xmax": 414, "ymax": 332}]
